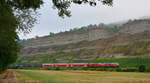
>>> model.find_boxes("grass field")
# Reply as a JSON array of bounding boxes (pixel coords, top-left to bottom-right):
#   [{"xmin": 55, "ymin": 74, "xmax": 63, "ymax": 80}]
[{"xmin": 14, "ymin": 69, "xmax": 150, "ymax": 83}]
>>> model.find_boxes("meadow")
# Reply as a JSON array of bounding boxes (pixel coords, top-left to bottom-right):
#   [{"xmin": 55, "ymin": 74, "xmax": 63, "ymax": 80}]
[{"xmin": 15, "ymin": 69, "xmax": 150, "ymax": 83}]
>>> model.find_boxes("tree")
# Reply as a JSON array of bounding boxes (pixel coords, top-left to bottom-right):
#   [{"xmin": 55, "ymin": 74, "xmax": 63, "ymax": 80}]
[
  {"xmin": 0, "ymin": 6, "xmax": 19, "ymax": 72},
  {"xmin": 0, "ymin": 0, "xmax": 43, "ymax": 73},
  {"xmin": 35, "ymin": 35, "xmax": 39, "ymax": 39},
  {"xmin": 0, "ymin": 0, "xmax": 113, "ymax": 73},
  {"xmin": 49, "ymin": 32, "xmax": 55, "ymax": 37},
  {"xmin": 52, "ymin": 0, "xmax": 113, "ymax": 18},
  {"xmin": 139, "ymin": 65, "xmax": 146, "ymax": 72}
]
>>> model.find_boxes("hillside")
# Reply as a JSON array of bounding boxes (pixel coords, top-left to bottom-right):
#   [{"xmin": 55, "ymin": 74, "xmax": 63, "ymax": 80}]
[{"xmin": 17, "ymin": 19, "xmax": 150, "ymax": 64}]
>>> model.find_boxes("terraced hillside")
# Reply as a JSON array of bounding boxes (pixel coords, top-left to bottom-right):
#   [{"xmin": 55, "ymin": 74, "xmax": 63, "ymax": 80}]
[{"xmin": 17, "ymin": 19, "xmax": 150, "ymax": 64}]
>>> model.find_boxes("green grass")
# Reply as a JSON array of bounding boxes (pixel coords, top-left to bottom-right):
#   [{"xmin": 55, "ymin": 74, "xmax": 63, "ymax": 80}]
[
  {"xmin": 71, "ymin": 58, "xmax": 150, "ymax": 68},
  {"xmin": 16, "ymin": 57, "xmax": 150, "ymax": 68},
  {"xmin": 15, "ymin": 69, "xmax": 150, "ymax": 83},
  {"xmin": 15, "ymin": 70, "xmax": 82, "ymax": 83}
]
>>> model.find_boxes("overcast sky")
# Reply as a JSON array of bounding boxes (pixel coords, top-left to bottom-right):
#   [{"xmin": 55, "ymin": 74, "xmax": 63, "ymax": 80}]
[{"xmin": 19, "ymin": 0, "xmax": 150, "ymax": 39}]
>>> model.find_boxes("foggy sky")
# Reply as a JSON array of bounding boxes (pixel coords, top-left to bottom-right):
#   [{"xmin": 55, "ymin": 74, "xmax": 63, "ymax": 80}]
[{"xmin": 19, "ymin": 0, "xmax": 150, "ymax": 39}]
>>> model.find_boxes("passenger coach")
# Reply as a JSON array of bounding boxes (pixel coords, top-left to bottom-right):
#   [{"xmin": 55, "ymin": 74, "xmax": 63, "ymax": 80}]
[{"xmin": 42, "ymin": 63, "xmax": 119, "ymax": 68}]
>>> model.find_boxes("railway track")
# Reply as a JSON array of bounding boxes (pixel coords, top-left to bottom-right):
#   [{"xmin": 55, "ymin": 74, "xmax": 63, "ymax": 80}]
[{"xmin": 0, "ymin": 70, "xmax": 16, "ymax": 83}]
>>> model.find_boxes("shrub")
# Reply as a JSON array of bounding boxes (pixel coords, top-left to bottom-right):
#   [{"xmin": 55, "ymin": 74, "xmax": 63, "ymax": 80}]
[
  {"xmin": 72, "ymin": 68, "xmax": 78, "ymax": 70},
  {"xmin": 147, "ymin": 67, "xmax": 150, "ymax": 72},
  {"xmin": 118, "ymin": 68, "xmax": 137, "ymax": 72},
  {"xmin": 115, "ymin": 68, "xmax": 120, "ymax": 72},
  {"xmin": 82, "ymin": 67, "xmax": 88, "ymax": 70},
  {"xmin": 125, "ymin": 68, "xmax": 137, "ymax": 72},
  {"xmin": 88, "ymin": 68, "xmax": 96, "ymax": 71},
  {"xmin": 95, "ymin": 68, "xmax": 104, "ymax": 71},
  {"xmin": 55, "ymin": 67, "xmax": 60, "ymax": 70},
  {"xmin": 139, "ymin": 65, "xmax": 146, "ymax": 72}
]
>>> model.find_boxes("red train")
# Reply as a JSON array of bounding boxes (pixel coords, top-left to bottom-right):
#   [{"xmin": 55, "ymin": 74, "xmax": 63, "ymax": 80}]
[{"xmin": 42, "ymin": 63, "xmax": 119, "ymax": 68}]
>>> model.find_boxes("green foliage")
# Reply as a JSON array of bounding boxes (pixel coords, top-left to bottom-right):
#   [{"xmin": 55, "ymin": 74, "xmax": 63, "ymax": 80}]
[
  {"xmin": 147, "ymin": 67, "xmax": 150, "ymax": 72},
  {"xmin": 49, "ymin": 32, "xmax": 55, "ymax": 37},
  {"xmin": 58, "ymin": 23, "xmax": 122, "ymax": 35},
  {"xmin": 121, "ymin": 68, "xmax": 138, "ymax": 72},
  {"xmin": 0, "ymin": 6, "xmax": 19, "ymax": 73},
  {"xmin": 0, "ymin": 0, "xmax": 43, "ymax": 73},
  {"xmin": 52, "ymin": 0, "xmax": 113, "ymax": 18},
  {"xmin": 139, "ymin": 65, "xmax": 146, "ymax": 72},
  {"xmin": 16, "ymin": 55, "xmax": 150, "ymax": 69}
]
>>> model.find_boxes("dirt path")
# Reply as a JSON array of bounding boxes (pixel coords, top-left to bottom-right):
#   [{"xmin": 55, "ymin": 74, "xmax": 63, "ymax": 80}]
[{"xmin": 0, "ymin": 70, "xmax": 17, "ymax": 83}]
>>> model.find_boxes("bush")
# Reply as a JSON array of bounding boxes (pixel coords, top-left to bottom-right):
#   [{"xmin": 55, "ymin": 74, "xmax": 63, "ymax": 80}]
[
  {"xmin": 125, "ymin": 68, "xmax": 137, "ymax": 72},
  {"xmin": 116, "ymin": 68, "xmax": 121, "ymax": 72},
  {"xmin": 147, "ymin": 67, "xmax": 150, "ymax": 72},
  {"xmin": 95, "ymin": 68, "xmax": 105, "ymax": 71},
  {"xmin": 82, "ymin": 67, "xmax": 88, "ymax": 70},
  {"xmin": 118, "ymin": 68, "xmax": 137, "ymax": 72},
  {"xmin": 87, "ymin": 68, "xmax": 96, "ymax": 71},
  {"xmin": 139, "ymin": 65, "xmax": 146, "ymax": 72}
]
